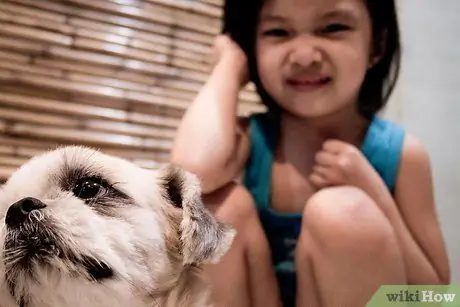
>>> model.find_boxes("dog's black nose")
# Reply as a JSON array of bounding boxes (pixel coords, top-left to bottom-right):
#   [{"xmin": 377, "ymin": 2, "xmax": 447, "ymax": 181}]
[{"xmin": 5, "ymin": 197, "xmax": 47, "ymax": 227}]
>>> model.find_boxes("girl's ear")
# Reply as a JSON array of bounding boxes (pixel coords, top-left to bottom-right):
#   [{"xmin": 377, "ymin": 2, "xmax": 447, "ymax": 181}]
[{"xmin": 369, "ymin": 29, "xmax": 388, "ymax": 69}]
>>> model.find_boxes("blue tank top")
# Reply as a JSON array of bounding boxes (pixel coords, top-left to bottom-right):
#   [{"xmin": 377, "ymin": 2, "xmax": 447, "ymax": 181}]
[{"xmin": 242, "ymin": 112, "xmax": 405, "ymax": 307}]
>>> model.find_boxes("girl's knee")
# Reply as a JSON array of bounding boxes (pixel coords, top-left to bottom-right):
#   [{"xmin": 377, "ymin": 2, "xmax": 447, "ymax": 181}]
[
  {"xmin": 202, "ymin": 182, "xmax": 259, "ymax": 230},
  {"xmin": 301, "ymin": 186, "xmax": 398, "ymax": 256}
]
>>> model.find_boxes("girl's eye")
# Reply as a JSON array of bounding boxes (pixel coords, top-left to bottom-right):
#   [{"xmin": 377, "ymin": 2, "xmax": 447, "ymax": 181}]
[
  {"xmin": 262, "ymin": 28, "xmax": 289, "ymax": 37},
  {"xmin": 321, "ymin": 24, "xmax": 350, "ymax": 34}
]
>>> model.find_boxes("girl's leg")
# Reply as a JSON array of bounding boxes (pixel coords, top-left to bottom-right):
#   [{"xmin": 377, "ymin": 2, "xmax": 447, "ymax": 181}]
[
  {"xmin": 296, "ymin": 186, "xmax": 406, "ymax": 307},
  {"xmin": 202, "ymin": 183, "xmax": 281, "ymax": 307}
]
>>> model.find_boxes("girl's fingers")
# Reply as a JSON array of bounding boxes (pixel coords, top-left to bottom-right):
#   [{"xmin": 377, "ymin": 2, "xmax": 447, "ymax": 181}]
[
  {"xmin": 309, "ymin": 172, "xmax": 329, "ymax": 189},
  {"xmin": 311, "ymin": 165, "xmax": 343, "ymax": 187},
  {"xmin": 322, "ymin": 139, "xmax": 347, "ymax": 153},
  {"xmin": 312, "ymin": 165, "xmax": 330, "ymax": 177},
  {"xmin": 314, "ymin": 151, "xmax": 336, "ymax": 167}
]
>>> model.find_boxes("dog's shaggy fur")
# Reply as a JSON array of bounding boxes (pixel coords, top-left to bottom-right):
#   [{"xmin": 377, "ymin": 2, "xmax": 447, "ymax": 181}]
[{"xmin": 0, "ymin": 146, "xmax": 235, "ymax": 307}]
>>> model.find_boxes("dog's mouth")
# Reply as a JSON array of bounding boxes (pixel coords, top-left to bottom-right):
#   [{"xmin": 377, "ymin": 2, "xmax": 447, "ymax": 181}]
[{"xmin": 3, "ymin": 213, "xmax": 114, "ymax": 284}]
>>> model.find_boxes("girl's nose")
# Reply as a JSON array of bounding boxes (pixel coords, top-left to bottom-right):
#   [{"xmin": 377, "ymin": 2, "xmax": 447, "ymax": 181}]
[{"xmin": 287, "ymin": 37, "xmax": 322, "ymax": 69}]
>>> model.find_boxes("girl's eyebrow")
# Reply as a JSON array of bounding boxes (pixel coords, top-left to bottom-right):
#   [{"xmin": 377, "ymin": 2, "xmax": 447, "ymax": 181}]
[
  {"xmin": 259, "ymin": 14, "xmax": 287, "ymax": 23},
  {"xmin": 260, "ymin": 7, "xmax": 360, "ymax": 24},
  {"xmin": 322, "ymin": 7, "xmax": 360, "ymax": 22}
]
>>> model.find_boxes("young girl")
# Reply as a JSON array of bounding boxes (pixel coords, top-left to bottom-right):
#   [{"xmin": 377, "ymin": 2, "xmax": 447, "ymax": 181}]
[{"xmin": 171, "ymin": 0, "xmax": 451, "ymax": 306}]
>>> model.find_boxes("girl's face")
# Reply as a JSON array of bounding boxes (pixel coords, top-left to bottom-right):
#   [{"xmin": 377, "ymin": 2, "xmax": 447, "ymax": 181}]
[{"xmin": 255, "ymin": 0, "xmax": 377, "ymax": 119}]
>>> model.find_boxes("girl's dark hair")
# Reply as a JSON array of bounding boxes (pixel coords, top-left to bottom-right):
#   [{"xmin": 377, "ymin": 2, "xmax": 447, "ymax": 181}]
[{"xmin": 222, "ymin": 0, "xmax": 401, "ymax": 119}]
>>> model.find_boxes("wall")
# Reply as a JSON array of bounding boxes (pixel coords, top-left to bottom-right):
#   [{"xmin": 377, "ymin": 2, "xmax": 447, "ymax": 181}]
[
  {"xmin": 0, "ymin": 0, "xmax": 263, "ymax": 181},
  {"xmin": 385, "ymin": 0, "xmax": 460, "ymax": 282}
]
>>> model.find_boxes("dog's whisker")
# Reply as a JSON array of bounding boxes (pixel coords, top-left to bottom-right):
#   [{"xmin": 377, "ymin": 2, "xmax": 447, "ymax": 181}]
[{"xmin": 28, "ymin": 210, "xmax": 44, "ymax": 224}]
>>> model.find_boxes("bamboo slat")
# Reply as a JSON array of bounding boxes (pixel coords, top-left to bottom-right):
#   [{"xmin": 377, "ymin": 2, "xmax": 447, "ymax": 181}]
[
  {"xmin": 0, "ymin": 136, "xmax": 169, "ymax": 162},
  {"xmin": 1, "ymin": 120, "xmax": 173, "ymax": 151},
  {"xmin": 0, "ymin": 36, "xmax": 48, "ymax": 54},
  {"xmin": 0, "ymin": 2, "xmax": 68, "ymax": 23},
  {"xmin": 0, "ymin": 23, "xmax": 73, "ymax": 46},
  {"xmin": 200, "ymin": 0, "xmax": 223, "ymax": 7},
  {"xmin": 145, "ymin": 0, "xmax": 222, "ymax": 18},
  {"xmin": 0, "ymin": 166, "xmax": 18, "ymax": 183},
  {"xmin": 0, "ymin": 154, "xmax": 29, "ymax": 168},
  {"xmin": 0, "ymin": 93, "xmax": 181, "ymax": 128},
  {"xmin": 0, "ymin": 50, "xmax": 30, "ymax": 63},
  {"xmin": 0, "ymin": 108, "xmax": 177, "ymax": 139},
  {"xmin": 0, "ymin": 0, "xmax": 266, "ymax": 181}
]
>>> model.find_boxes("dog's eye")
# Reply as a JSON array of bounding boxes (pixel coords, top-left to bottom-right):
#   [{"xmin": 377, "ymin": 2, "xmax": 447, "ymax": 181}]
[{"xmin": 73, "ymin": 178, "xmax": 106, "ymax": 200}]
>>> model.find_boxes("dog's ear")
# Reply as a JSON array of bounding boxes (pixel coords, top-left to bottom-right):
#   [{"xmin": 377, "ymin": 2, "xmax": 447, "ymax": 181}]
[{"xmin": 159, "ymin": 165, "xmax": 236, "ymax": 265}]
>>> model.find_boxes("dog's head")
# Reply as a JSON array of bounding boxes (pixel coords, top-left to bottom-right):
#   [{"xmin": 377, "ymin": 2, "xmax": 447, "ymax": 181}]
[{"xmin": 0, "ymin": 146, "xmax": 235, "ymax": 307}]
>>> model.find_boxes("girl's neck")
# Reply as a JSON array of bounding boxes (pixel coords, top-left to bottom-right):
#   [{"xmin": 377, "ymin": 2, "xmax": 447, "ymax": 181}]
[{"xmin": 279, "ymin": 108, "xmax": 371, "ymax": 152}]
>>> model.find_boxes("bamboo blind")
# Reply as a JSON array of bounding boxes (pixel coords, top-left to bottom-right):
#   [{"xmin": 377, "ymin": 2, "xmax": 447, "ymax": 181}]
[{"xmin": 0, "ymin": 0, "xmax": 265, "ymax": 182}]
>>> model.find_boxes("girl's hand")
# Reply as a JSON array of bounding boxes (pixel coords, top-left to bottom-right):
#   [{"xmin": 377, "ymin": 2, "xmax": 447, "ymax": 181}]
[
  {"xmin": 309, "ymin": 140, "xmax": 381, "ymax": 191},
  {"xmin": 210, "ymin": 34, "xmax": 249, "ymax": 86}
]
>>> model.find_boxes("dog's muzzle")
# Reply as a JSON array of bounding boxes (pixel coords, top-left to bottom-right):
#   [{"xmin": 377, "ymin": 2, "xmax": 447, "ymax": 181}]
[
  {"xmin": 3, "ymin": 197, "xmax": 114, "ymax": 283},
  {"xmin": 5, "ymin": 197, "xmax": 47, "ymax": 228}
]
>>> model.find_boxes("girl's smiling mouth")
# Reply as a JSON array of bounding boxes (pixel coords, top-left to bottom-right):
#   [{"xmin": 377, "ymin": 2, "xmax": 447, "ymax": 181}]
[{"xmin": 285, "ymin": 76, "xmax": 332, "ymax": 91}]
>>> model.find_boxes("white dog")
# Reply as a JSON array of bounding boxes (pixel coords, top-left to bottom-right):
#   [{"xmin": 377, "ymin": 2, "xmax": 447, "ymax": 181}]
[{"xmin": 0, "ymin": 146, "xmax": 235, "ymax": 307}]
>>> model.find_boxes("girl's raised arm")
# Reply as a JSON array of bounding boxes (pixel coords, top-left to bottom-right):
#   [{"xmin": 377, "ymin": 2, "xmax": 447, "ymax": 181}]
[{"xmin": 171, "ymin": 35, "xmax": 250, "ymax": 194}]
